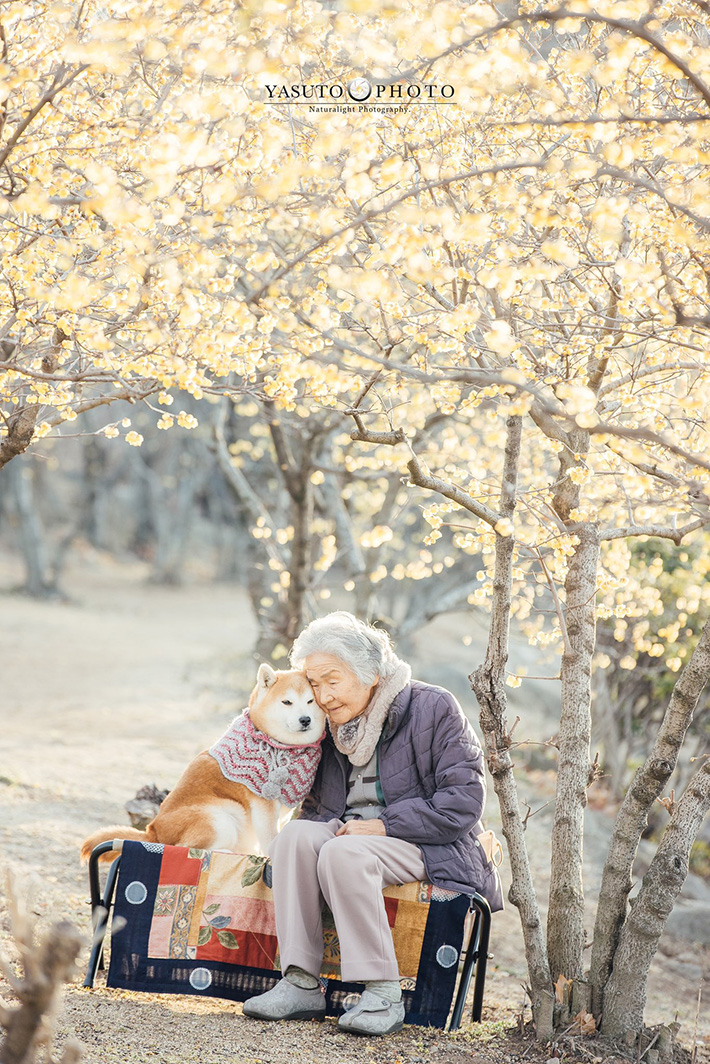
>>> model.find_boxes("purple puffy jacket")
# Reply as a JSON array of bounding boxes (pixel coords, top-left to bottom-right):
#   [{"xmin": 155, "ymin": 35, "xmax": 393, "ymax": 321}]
[{"xmin": 300, "ymin": 680, "xmax": 504, "ymax": 911}]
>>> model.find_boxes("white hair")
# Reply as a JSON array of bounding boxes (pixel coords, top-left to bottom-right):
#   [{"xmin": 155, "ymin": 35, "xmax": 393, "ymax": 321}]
[{"xmin": 290, "ymin": 612, "xmax": 400, "ymax": 684}]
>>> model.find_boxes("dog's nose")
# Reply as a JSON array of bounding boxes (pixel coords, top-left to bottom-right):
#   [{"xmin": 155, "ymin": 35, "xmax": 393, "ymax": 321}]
[{"xmin": 299, "ymin": 715, "xmax": 312, "ymax": 729}]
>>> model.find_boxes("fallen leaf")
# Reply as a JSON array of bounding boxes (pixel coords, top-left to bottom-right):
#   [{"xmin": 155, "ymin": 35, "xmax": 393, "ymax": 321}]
[
  {"xmin": 554, "ymin": 973, "xmax": 572, "ymax": 1004},
  {"xmin": 573, "ymin": 1010, "xmax": 597, "ymax": 1034}
]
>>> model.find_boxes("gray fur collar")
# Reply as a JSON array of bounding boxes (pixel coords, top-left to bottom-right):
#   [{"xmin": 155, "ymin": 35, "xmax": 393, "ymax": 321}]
[{"xmin": 330, "ymin": 660, "xmax": 412, "ymax": 766}]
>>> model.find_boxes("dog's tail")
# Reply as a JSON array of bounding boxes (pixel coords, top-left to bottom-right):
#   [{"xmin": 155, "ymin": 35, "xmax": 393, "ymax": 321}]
[{"xmin": 80, "ymin": 826, "xmax": 152, "ymax": 863}]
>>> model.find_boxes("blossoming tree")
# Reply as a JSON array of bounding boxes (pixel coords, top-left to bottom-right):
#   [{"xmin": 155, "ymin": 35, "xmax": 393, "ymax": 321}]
[{"xmin": 3, "ymin": 0, "xmax": 710, "ymax": 1045}]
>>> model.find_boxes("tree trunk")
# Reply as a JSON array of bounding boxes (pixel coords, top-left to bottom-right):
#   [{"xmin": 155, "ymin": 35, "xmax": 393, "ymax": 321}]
[
  {"xmin": 245, "ymin": 556, "xmax": 289, "ymax": 662},
  {"xmin": 81, "ymin": 435, "xmax": 110, "ymax": 549},
  {"xmin": 470, "ymin": 416, "xmax": 555, "ymax": 1041},
  {"xmin": 547, "ymin": 522, "xmax": 599, "ymax": 985},
  {"xmin": 589, "ymin": 616, "xmax": 710, "ymax": 1014},
  {"xmin": 591, "ymin": 662, "xmax": 629, "ymax": 799},
  {"xmin": 601, "ymin": 758, "xmax": 710, "ymax": 1038},
  {"xmin": 214, "ymin": 399, "xmax": 330, "ymax": 659},
  {"xmin": 545, "ymin": 424, "xmax": 598, "ymax": 990},
  {"xmin": 284, "ymin": 460, "xmax": 314, "ymax": 644},
  {"xmin": 148, "ymin": 453, "xmax": 201, "ymax": 586},
  {"xmin": 211, "ymin": 401, "xmax": 293, "ymax": 659},
  {"xmin": 6, "ymin": 458, "xmax": 54, "ymax": 597},
  {"xmin": 320, "ymin": 470, "xmax": 367, "ymax": 575},
  {"xmin": 210, "ymin": 479, "xmax": 244, "ymax": 582},
  {"xmin": 130, "ymin": 465, "xmax": 155, "ymax": 560}
]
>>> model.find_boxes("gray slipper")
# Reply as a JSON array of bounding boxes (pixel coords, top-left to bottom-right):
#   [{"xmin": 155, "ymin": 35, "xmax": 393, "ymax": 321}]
[
  {"xmin": 338, "ymin": 990, "xmax": 405, "ymax": 1036},
  {"xmin": 242, "ymin": 978, "xmax": 325, "ymax": 1021}
]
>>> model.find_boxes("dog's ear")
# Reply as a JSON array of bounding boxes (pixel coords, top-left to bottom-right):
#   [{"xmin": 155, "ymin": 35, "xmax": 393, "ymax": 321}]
[{"xmin": 257, "ymin": 663, "xmax": 278, "ymax": 688}]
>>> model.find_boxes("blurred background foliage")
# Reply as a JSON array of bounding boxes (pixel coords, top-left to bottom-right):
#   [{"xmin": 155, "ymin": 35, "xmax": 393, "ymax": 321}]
[{"xmin": 2, "ymin": 391, "xmax": 707, "ymax": 823}]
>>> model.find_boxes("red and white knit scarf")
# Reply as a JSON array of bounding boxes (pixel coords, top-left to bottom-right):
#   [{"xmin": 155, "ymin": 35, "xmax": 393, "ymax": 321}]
[{"xmin": 208, "ymin": 711, "xmax": 323, "ymax": 808}]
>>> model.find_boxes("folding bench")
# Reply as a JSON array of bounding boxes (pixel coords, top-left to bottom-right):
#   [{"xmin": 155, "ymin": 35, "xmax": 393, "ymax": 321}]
[{"xmin": 84, "ymin": 839, "xmax": 491, "ymax": 1031}]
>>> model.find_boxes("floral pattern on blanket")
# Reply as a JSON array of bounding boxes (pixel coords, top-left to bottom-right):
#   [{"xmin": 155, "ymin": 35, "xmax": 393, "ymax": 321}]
[{"xmin": 143, "ymin": 845, "xmax": 445, "ymax": 979}]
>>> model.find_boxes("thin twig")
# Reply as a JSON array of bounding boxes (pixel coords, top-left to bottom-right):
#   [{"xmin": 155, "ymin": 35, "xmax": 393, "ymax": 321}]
[
  {"xmin": 533, "ymin": 547, "xmax": 572, "ymax": 657},
  {"xmin": 639, "ymin": 1030, "xmax": 661, "ymax": 1061},
  {"xmin": 691, "ymin": 985, "xmax": 702, "ymax": 1064}
]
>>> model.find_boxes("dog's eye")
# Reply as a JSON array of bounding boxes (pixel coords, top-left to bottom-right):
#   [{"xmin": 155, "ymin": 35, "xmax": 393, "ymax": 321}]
[
  {"xmin": 307, "ymin": 698, "xmax": 314, "ymax": 704},
  {"xmin": 281, "ymin": 699, "xmax": 293, "ymax": 706}
]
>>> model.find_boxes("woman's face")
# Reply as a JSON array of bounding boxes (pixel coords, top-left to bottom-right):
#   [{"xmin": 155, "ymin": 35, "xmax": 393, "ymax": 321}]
[{"xmin": 303, "ymin": 652, "xmax": 378, "ymax": 726}]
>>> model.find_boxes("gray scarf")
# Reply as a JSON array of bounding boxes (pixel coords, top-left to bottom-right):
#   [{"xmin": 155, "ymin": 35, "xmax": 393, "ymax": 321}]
[{"xmin": 329, "ymin": 659, "xmax": 412, "ymax": 767}]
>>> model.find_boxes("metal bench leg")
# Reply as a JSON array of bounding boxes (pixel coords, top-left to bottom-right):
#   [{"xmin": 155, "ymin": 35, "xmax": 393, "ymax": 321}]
[
  {"xmin": 470, "ymin": 897, "xmax": 491, "ymax": 1023},
  {"xmin": 448, "ymin": 893, "xmax": 492, "ymax": 1030},
  {"xmin": 449, "ymin": 909, "xmax": 479, "ymax": 1030},
  {"xmin": 84, "ymin": 842, "xmax": 122, "ymax": 987}
]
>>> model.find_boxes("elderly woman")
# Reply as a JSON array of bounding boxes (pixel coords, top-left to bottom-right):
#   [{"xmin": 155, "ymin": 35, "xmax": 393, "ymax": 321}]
[{"xmin": 243, "ymin": 611, "xmax": 502, "ymax": 1036}]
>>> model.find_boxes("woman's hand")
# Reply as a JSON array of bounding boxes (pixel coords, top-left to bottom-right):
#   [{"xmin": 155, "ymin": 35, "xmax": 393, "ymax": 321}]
[{"xmin": 335, "ymin": 819, "xmax": 386, "ymax": 837}]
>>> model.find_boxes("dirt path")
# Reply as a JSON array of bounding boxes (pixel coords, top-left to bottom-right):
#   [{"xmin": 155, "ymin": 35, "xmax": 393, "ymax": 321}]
[{"xmin": 0, "ymin": 551, "xmax": 708, "ymax": 1063}]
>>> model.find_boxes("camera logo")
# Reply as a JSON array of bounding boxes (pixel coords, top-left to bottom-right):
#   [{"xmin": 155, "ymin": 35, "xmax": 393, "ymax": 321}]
[{"xmin": 347, "ymin": 78, "xmax": 371, "ymax": 101}]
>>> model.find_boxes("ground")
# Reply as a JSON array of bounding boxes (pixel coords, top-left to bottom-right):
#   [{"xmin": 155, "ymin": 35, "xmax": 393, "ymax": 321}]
[{"xmin": 0, "ymin": 547, "xmax": 708, "ymax": 1064}]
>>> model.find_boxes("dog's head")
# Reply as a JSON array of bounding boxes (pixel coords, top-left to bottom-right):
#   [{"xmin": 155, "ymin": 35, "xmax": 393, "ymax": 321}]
[{"xmin": 248, "ymin": 664, "xmax": 326, "ymax": 746}]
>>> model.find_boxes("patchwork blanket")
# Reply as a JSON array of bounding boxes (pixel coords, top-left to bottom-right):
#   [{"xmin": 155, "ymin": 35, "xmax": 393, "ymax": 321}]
[{"xmin": 107, "ymin": 840, "xmax": 471, "ymax": 1028}]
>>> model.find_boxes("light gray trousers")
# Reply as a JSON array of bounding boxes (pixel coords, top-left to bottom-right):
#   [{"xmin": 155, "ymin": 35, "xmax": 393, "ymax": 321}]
[{"xmin": 268, "ymin": 818, "xmax": 427, "ymax": 982}]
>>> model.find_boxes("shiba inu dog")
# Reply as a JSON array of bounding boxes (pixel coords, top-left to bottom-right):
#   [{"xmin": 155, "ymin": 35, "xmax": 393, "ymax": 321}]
[{"xmin": 80, "ymin": 665, "xmax": 325, "ymax": 861}]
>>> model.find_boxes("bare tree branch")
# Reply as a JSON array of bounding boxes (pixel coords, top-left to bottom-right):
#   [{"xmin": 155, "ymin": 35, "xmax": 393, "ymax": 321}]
[
  {"xmin": 0, "ymin": 64, "xmax": 89, "ymax": 170},
  {"xmin": 600, "ymin": 519, "xmax": 707, "ymax": 545},
  {"xmin": 247, "ymin": 159, "xmax": 548, "ymax": 303},
  {"xmin": 404, "ymin": 458, "xmax": 501, "ymax": 528}
]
